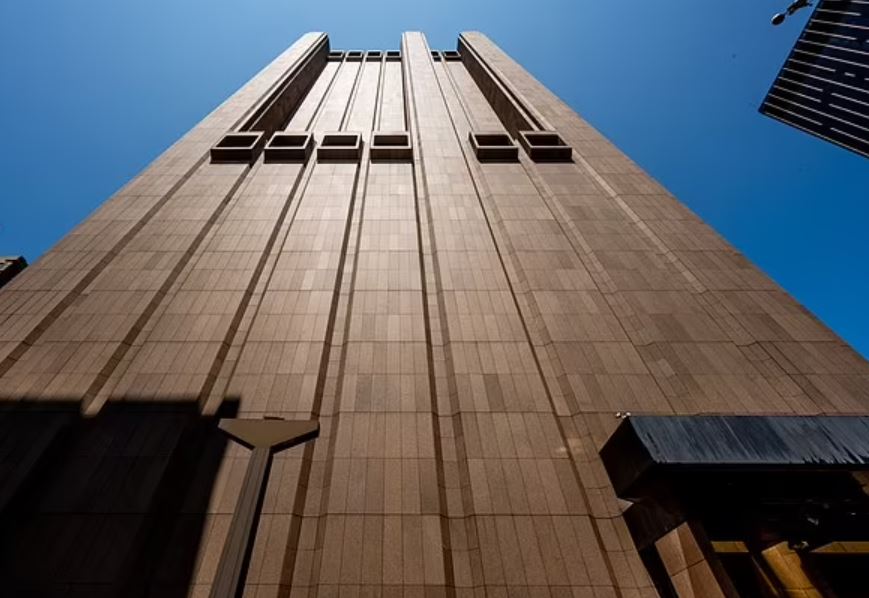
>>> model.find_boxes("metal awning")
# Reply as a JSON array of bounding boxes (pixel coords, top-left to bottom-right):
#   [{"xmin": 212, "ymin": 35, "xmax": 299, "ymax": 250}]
[{"xmin": 600, "ymin": 415, "xmax": 869, "ymax": 500}]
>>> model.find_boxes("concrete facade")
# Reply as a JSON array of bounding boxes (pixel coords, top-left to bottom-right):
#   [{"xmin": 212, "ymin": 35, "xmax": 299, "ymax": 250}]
[{"xmin": 0, "ymin": 32, "xmax": 867, "ymax": 597}]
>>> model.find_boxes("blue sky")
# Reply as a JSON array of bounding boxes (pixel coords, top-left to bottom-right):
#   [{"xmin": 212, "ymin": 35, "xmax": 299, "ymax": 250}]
[{"xmin": 1, "ymin": 0, "xmax": 867, "ymax": 357}]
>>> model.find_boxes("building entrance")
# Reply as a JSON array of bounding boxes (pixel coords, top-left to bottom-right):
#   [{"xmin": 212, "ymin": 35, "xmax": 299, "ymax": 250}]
[{"xmin": 600, "ymin": 416, "xmax": 869, "ymax": 597}]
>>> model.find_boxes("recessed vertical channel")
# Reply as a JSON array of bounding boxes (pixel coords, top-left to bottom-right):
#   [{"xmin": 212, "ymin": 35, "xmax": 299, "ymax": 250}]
[
  {"xmin": 378, "ymin": 51, "xmax": 406, "ymax": 131},
  {"xmin": 206, "ymin": 47, "xmax": 368, "ymax": 596},
  {"xmin": 90, "ymin": 36, "xmax": 334, "ymax": 414},
  {"xmin": 0, "ymin": 35, "xmax": 327, "ymax": 401},
  {"xmin": 283, "ymin": 55, "xmax": 343, "ymax": 131}
]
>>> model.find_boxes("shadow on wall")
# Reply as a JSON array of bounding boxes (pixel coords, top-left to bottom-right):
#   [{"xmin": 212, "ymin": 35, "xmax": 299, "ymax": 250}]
[{"xmin": 0, "ymin": 397, "xmax": 239, "ymax": 597}]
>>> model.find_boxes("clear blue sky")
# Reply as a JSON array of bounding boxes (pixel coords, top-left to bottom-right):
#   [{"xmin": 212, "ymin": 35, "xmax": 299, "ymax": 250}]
[{"xmin": 1, "ymin": 0, "xmax": 867, "ymax": 357}]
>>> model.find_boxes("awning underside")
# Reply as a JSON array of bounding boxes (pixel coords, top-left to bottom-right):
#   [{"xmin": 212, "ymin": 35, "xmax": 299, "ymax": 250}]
[{"xmin": 600, "ymin": 415, "xmax": 869, "ymax": 500}]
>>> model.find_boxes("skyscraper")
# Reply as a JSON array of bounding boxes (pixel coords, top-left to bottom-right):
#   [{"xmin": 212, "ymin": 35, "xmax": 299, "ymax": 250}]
[
  {"xmin": 761, "ymin": 0, "xmax": 869, "ymax": 158},
  {"xmin": 1, "ymin": 32, "xmax": 868, "ymax": 597}
]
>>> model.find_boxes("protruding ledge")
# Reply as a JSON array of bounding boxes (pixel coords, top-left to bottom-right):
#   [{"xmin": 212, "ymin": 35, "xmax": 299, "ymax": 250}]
[
  {"xmin": 264, "ymin": 132, "xmax": 314, "ymax": 163},
  {"xmin": 0, "ymin": 256, "xmax": 27, "ymax": 288},
  {"xmin": 441, "ymin": 50, "xmax": 462, "ymax": 62},
  {"xmin": 366, "ymin": 51, "xmax": 383, "ymax": 61},
  {"xmin": 370, "ymin": 131, "xmax": 412, "ymax": 162},
  {"xmin": 219, "ymin": 418, "xmax": 320, "ymax": 452},
  {"xmin": 346, "ymin": 51, "xmax": 364, "ymax": 62},
  {"xmin": 210, "ymin": 132, "xmax": 265, "ymax": 164},
  {"xmin": 431, "ymin": 50, "xmax": 442, "ymax": 62},
  {"xmin": 468, "ymin": 131, "xmax": 519, "ymax": 162},
  {"xmin": 385, "ymin": 50, "xmax": 401, "ymax": 62},
  {"xmin": 327, "ymin": 51, "xmax": 344, "ymax": 61},
  {"xmin": 518, "ymin": 130, "xmax": 573, "ymax": 162},
  {"xmin": 600, "ymin": 415, "xmax": 869, "ymax": 501},
  {"xmin": 317, "ymin": 132, "xmax": 362, "ymax": 161}
]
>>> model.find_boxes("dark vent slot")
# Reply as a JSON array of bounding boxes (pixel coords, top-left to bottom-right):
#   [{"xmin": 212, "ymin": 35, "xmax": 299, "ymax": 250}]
[
  {"xmin": 210, "ymin": 132, "xmax": 265, "ymax": 164},
  {"xmin": 317, "ymin": 132, "xmax": 362, "ymax": 161},
  {"xmin": 264, "ymin": 132, "xmax": 314, "ymax": 163},
  {"xmin": 370, "ymin": 131, "xmax": 413, "ymax": 161},
  {"xmin": 0, "ymin": 256, "xmax": 27, "ymax": 289},
  {"xmin": 468, "ymin": 131, "xmax": 519, "ymax": 162},
  {"xmin": 518, "ymin": 131, "xmax": 573, "ymax": 162}
]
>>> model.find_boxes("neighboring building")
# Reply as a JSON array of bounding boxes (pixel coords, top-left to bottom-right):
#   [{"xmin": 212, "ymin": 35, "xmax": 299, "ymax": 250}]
[
  {"xmin": 0, "ymin": 255, "xmax": 27, "ymax": 288},
  {"xmin": 0, "ymin": 32, "xmax": 868, "ymax": 597},
  {"xmin": 761, "ymin": 0, "xmax": 869, "ymax": 158}
]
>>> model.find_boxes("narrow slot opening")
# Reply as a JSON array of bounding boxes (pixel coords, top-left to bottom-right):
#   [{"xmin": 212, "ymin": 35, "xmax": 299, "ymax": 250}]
[
  {"xmin": 468, "ymin": 131, "xmax": 519, "ymax": 162},
  {"xmin": 211, "ymin": 131, "xmax": 265, "ymax": 163},
  {"xmin": 269, "ymin": 134, "xmax": 309, "ymax": 148},
  {"xmin": 474, "ymin": 133, "xmax": 513, "ymax": 147},
  {"xmin": 518, "ymin": 130, "xmax": 572, "ymax": 161},
  {"xmin": 215, "ymin": 133, "xmax": 259, "ymax": 149},
  {"xmin": 525, "ymin": 132, "xmax": 566, "ymax": 147},
  {"xmin": 317, "ymin": 132, "xmax": 363, "ymax": 161},
  {"xmin": 321, "ymin": 134, "xmax": 360, "ymax": 147},
  {"xmin": 264, "ymin": 132, "xmax": 313, "ymax": 163},
  {"xmin": 372, "ymin": 133, "xmax": 410, "ymax": 147}
]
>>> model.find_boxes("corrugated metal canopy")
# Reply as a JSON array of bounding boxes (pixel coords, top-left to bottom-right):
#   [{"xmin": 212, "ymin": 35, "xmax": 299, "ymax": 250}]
[{"xmin": 600, "ymin": 416, "xmax": 869, "ymax": 499}]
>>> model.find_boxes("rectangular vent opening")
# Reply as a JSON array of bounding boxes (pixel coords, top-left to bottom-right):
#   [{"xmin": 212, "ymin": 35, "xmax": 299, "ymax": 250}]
[
  {"xmin": 328, "ymin": 51, "xmax": 345, "ymax": 61},
  {"xmin": 317, "ymin": 132, "xmax": 362, "ymax": 161},
  {"xmin": 0, "ymin": 256, "xmax": 27, "ymax": 289},
  {"xmin": 346, "ymin": 51, "xmax": 364, "ymax": 62},
  {"xmin": 518, "ymin": 130, "xmax": 572, "ymax": 162},
  {"xmin": 385, "ymin": 51, "xmax": 401, "ymax": 61},
  {"xmin": 442, "ymin": 50, "xmax": 461, "ymax": 62},
  {"xmin": 431, "ymin": 51, "xmax": 442, "ymax": 62},
  {"xmin": 366, "ymin": 51, "xmax": 383, "ymax": 61},
  {"xmin": 370, "ymin": 131, "xmax": 412, "ymax": 161},
  {"xmin": 473, "ymin": 133, "xmax": 511, "ymax": 146},
  {"xmin": 210, "ymin": 132, "xmax": 265, "ymax": 164},
  {"xmin": 322, "ymin": 134, "xmax": 359, "ymax": 147},
  {"xmin": 264, "ymin": 132, "xmax": 314, "ymax": 163},
  {"xmin": 215, "ymin": 133, "xmax": 259, "ymax": 149},
  {"xmin": 468, "ymin": 131, "xmax": 519, "ymax": 163}
]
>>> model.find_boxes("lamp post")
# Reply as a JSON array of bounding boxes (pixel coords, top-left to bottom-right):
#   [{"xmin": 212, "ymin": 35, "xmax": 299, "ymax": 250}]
[
  {"xmin": 772, "ymin": 0, "xmax": 813, "ymax": 26},
  {"xmin": 210, "ymin": 418, "xmax": 319, "ymax": 598}
]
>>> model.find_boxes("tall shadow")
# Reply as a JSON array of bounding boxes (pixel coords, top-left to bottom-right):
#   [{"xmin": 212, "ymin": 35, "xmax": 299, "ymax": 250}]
[{"xmin": 0, "ymin": 397, "xmax": 239, "ymax": 597}]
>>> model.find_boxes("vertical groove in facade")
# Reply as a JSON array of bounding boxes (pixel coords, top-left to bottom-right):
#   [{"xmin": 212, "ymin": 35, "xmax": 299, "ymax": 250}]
[
  {"xmin": 402, "ymin": 32, "xmax": 465, "ymax": 596},
  {"xmin": 406, "ymin": 31, "xmax": 487, "ymax": 593},
  {"xmin": 0, "ymin": 30, "xmax": 867, "ymax": 598},
  {"xmin": 0, "ymin": 33, "xmax": 325, "ymax": 390},
  {"xmin": 461, "ymin": 31, "xmax": 860, "ymax": 419},
  {"xmin": 437, "ymin": 39, "xmax": 637, "ymax": 596}
]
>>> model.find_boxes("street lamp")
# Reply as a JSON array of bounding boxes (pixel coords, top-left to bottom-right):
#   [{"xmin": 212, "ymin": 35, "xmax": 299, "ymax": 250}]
[
  {"xmin": 772, "ymin": 0, "xmax": 813, "ymax": 26},
  {"xmin": 210, "ymin": 418, "xmax": 320, "ymax": 598}
]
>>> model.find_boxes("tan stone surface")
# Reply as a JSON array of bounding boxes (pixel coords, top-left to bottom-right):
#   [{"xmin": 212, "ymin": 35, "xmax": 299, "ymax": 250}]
[{"xmin": 1, "ymin": 31, "xmax": 867, "ymax": 597}]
